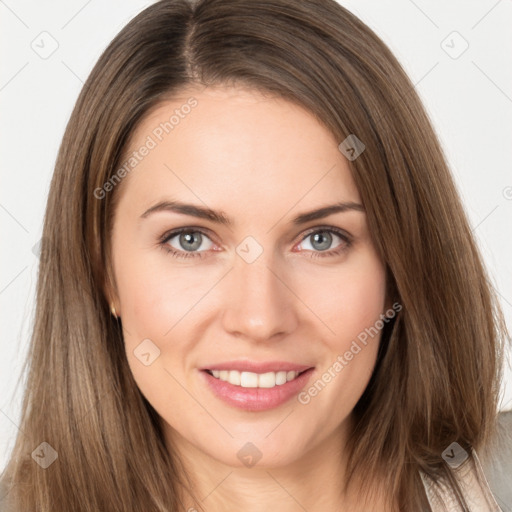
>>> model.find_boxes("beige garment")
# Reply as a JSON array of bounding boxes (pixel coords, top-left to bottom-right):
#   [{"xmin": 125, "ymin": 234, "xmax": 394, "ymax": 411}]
[{"xmin": 420, "ymin": 449, "xmax": 503, "ymax": 512}]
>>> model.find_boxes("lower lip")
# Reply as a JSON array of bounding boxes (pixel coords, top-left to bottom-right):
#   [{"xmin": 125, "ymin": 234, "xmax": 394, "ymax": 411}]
[{"xmin": 200, "ymin": 368, "xmax": 315, "ymax": 411}]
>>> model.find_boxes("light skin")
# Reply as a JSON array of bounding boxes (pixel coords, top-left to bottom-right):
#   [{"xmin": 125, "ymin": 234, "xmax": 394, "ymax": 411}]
[{"xmin": 109, "ymin": 85, "xmax": 396, "ymax": 511}]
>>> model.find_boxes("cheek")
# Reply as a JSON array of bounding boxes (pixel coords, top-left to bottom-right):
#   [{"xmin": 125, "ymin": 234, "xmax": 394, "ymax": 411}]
[
  {"xmin": 114, "ymin": 247, "xmax": 220, "ymax": 403},
  {"xmin": 299, "ymin": 250, "xmax": 387, "ymax": 347},
  {"xmin": 116, "ymin": 258, "xmax": 197, "ymax": 418},
  {"xmin": 296, "ymin": 251, "xmax": 387, "ymax": 404},
  {"xmin": 114, "ymin": 242, "xmax": 212, "ymax": 339}
]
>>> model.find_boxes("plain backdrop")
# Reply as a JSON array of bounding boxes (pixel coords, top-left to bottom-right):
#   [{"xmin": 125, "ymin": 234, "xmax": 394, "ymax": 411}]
[{"xmin": 1, "ymin": 0, "xmax": 511, "ymax": 471}]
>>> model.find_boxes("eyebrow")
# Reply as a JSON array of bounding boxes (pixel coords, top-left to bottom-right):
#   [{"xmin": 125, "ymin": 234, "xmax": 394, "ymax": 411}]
[{"xmin": 140, "ymin": 200, "xmax": 365, "ymax": 226}]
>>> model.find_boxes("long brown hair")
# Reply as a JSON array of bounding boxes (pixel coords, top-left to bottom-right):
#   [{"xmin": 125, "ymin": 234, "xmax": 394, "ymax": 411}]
[{"xmin": 1, "ymin": 0, "xmax": 507, "ymax": 510}]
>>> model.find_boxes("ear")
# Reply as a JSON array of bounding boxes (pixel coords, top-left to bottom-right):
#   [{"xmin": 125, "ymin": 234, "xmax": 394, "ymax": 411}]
[{"xmin": 102, "ymin": 264, "xmax": 120, "ymax": 317}]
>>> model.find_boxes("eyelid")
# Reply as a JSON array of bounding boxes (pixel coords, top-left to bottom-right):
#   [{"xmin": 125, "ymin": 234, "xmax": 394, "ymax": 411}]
[
  {"xmin": 294, "ymin": 225, "xmax": 352, "ymax": 245},
  {"xmin": 159, "ymin": 224, "xmax": 352, "ymax": 258},
  {"xmin": 159, "ymin": 226, "xmax": 220, "ymax": 245},
  {"xmin": 160, "ymin": 224, "xmax": 351, "ymax": 244}
]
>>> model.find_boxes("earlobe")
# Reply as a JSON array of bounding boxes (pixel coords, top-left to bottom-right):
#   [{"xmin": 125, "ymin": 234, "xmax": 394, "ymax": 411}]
[{"xmin": 104, "ymin": 269, "xmax": 120, "ymax": 319}]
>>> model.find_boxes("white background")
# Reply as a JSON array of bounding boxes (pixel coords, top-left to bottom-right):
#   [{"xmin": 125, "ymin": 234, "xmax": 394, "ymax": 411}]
[{"xmin": 1, "ymin": 0, "xmax": 511, "ymax": 471}]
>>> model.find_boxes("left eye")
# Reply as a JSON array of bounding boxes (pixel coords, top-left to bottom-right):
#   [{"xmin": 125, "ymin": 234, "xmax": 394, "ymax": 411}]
[{"xmin": 297, "ymin": 229, "xmax": 348, "ymax": 253}]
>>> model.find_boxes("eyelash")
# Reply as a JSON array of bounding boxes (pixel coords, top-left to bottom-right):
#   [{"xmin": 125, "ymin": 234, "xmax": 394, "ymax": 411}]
[{"xmin": 158, "ymin": 226, "xmax": 352, "ymax": 260}]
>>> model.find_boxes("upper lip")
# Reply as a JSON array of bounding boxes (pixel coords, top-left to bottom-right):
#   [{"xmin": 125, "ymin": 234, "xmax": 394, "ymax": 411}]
[{"xmin": 200, "ymin": 361, "xmax": 314, "ymax": 373}]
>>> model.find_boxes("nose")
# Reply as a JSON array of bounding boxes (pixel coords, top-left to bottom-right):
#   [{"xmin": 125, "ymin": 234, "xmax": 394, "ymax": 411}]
[{"xmin": 220, "ymin": 250, "xmax": 299, "ymax": 343}]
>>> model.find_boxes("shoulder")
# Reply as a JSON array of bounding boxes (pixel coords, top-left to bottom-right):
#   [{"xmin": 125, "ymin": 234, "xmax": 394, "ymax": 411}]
[{"xmin": 479, "ymin": 409, "xmax": 512, "ymax": 511}]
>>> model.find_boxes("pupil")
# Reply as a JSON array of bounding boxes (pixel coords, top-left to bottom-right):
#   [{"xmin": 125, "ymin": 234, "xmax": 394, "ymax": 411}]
[
  {"xmin": 180, "ymin": 232, "xmax": 201, "ymax": 251},
  {"xmin": 312, "ymin": 231, "xmax": 332, "ymax": 251}
]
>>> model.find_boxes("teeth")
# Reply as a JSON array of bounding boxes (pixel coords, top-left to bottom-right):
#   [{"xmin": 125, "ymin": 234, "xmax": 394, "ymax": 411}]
[
  {"xmin": 209, "ymin": 370, "xmax": 302, "ymax": 388},
  {"xmin": 228, "ymin": 370, "xmax": 240, "ymax": 385}
]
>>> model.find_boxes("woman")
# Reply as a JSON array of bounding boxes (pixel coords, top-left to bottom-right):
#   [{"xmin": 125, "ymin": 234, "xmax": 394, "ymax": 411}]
[{"xmin": 1, "ymin": 0, "xmax": 510, "ymax": 510}]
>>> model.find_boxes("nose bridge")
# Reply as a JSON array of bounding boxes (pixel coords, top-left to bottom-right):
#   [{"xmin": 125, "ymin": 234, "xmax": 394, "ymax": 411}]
[{"xmin": 220, "ymin": 243, "xmax": 298, "ymax": 341}]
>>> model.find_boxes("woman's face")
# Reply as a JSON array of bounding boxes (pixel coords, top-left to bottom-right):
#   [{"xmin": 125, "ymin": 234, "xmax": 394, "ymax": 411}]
[{"xmin": 110, "ymin": 86, "xmax": 388, "ymax": 469}]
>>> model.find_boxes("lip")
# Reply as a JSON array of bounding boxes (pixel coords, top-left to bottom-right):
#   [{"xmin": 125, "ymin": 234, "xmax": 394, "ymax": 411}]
[
  {"xmin": 199, "ymin": 360, "xmax": 313, "ymax": 373},
  {"xmin": 199, "ymin": 367, "xmax": 315, "ymax": 412}
]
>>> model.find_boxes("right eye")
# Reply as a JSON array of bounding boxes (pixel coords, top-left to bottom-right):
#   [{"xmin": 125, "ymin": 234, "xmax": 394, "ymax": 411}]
[{"xmin": 159, "ymin": 228, "xmax": 217, "ymax": 259}]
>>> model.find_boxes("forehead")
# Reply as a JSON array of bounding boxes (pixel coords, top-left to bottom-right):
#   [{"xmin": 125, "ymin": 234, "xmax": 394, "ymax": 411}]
[{"xmin": 117, "ymin": 86, "xmax": 361, "ymax": 215}]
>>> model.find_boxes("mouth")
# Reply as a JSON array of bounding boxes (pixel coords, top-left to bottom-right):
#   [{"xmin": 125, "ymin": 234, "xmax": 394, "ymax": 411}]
[
  {"xmin": 199, "ymin": 365, "xmax": 315, "ymax": 411},
  {"xmin": 203, "ymin": 368, "xmax": 311, "ymax": 389}
]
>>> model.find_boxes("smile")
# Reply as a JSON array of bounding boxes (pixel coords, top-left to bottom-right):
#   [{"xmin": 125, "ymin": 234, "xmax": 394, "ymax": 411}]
[
  {"xmin": 200, "ymin": 367, "xmax": 315, "ymax": 411},
  {"xmin": 205, "ymin": 369, "xmax": 306, "ymax": 388}
]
